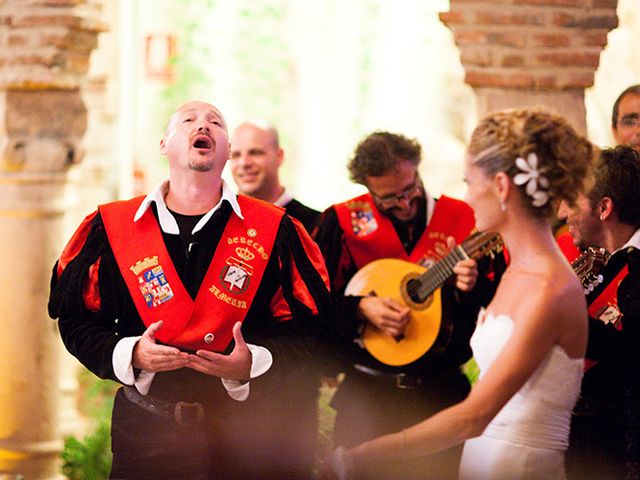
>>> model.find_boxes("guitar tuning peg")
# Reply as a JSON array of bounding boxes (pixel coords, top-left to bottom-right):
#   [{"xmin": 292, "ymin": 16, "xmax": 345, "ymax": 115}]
[
  {"xmin": 597, "ymin": 275, "xmax": 603, "ymax": 283},
  {"xmin": 588, "ymin": 284, "xmax": 594, "ymax": 292}
]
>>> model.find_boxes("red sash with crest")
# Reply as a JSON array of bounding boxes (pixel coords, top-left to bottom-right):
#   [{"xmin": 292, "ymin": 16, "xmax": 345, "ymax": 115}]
[
  {"xmin": 583, "ymin": 263, "xmax": 628, "ymax": 371},
  {"xmin": 588, "ymin": 266, "xmax": 628, "ymax": 329},
  {"xmin": 100, "ymin": 195, "xmax": 282, "ymax": 352},
  {"xmin": 334, "ymin": 193, "xmax": 476, "ymax": 268}
]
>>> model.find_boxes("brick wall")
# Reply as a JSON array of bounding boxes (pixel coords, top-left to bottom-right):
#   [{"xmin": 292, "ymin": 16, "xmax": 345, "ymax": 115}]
[
  {"xmin": 0, "ymin": 0, "xmax": 105, "ymax": 90},
  {"xmin": 441, "ymin": 0, "xmax": 618, "ymax": 92}
]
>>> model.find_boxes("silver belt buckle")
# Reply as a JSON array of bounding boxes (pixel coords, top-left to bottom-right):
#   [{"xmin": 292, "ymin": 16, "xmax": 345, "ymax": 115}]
[{"xmin": 174, "ymin": 401, "xmax": 204, "ymax": 426}]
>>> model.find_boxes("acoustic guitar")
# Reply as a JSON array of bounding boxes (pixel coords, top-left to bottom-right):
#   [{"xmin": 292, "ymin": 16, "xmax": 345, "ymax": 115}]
[{"xmin": 345, "ymin": 231, "xmax": 504, "ymax": 366}]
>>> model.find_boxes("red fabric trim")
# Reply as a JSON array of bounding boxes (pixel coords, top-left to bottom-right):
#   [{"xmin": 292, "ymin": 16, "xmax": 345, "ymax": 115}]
[
  {"xmin": 56, "ymin": 211, "xmax": 99, "ymax": 277},
  {"xmin": 269, "ymin": 286, "xmax": 292, "ymax": 322},
  {"xmin": 556, "ymin": 231, "xmax": 580, "ymax": 263},
  {"xmin": 82, "ymin": 258, "xmax": 101, "ymax": 312}
]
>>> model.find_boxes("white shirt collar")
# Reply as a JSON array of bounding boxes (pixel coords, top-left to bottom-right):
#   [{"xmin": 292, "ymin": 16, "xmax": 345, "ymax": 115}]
[
  {"xmin": 618, "ymin": 227, "xmax": 640, "ymax": 252},
  {"xmin": 133, "ymin": 178, "xmax": 243, "ymax": 234},
  {"xmin": 273, "ymin": 189, "xmax": 293, "ymax": 208}
]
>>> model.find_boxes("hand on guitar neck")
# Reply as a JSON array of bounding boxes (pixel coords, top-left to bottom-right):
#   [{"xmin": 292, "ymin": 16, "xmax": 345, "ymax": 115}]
[{"xmin": 447, "ymin": 236, "xmax": 479, "ymax": 292}]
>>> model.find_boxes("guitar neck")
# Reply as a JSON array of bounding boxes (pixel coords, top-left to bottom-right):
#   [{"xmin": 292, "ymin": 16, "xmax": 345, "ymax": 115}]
[{"xmin": 410, "ymin": 245, "xmax": 468, "ymax": 301}]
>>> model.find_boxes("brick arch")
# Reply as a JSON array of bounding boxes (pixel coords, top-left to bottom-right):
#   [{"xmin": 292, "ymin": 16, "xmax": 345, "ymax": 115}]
[{"xmin": 440, "ymin": 0, "xmax": 618, "ymax": 132}]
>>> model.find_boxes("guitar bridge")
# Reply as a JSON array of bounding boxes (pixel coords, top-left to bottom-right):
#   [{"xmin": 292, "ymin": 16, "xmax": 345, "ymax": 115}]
[{"xmin": 394, "ymin": 333, "xmax": 405, "ymax": 343}]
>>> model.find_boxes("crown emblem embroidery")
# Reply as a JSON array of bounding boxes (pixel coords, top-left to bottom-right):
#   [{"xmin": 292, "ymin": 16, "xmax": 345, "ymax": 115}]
[{"xmin": 235, "ymin": 247, "xmax": 255, "ymax": 262}]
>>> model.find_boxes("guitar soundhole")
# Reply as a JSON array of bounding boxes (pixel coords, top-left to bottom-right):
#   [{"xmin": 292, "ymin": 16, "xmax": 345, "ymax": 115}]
[
  {"xmin": 407, "ymin": 279, "xmax": 423, "ymax": 303},
  {"xmin": 401, "ymin": 273, "xmax": 432, "ymax": 310}
]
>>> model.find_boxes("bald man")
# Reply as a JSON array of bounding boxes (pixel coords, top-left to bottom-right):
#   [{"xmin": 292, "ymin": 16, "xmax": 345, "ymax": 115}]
[
  {"xmin": 230, "ymin": 119, "xmax": 320, "ymax": 231},
  {"xmin": 230, "ymin": 119, "xmax": 327, "ymax": 475},
  {"xmin": 49, "ymin": 101, "xmax": 332, "ymax": 479}
]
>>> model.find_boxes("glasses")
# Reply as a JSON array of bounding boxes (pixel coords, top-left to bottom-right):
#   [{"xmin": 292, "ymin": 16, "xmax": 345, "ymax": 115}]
[
  {"xmin": 370, "ymin": 177, "xmax": 423, "ymax": 209},
  {"xmin": 618, "ymin": 116, "xmax": 640, "ymax": 128}
]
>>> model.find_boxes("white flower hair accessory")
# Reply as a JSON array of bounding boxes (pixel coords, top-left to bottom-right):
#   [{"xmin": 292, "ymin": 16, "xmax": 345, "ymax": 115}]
[{"xmin": 513, "ymin": 152, "xmax": 549, "ymax": 207}]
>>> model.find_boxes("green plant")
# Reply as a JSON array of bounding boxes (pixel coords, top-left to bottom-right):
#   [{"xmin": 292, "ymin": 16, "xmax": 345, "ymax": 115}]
[
  {"xmin": 61, "ymin": 421, "xmax": 112, "ymax": 480},
  {"xmin": 60, "ymin": 375, "xmax": 117, "ymax": 480}
]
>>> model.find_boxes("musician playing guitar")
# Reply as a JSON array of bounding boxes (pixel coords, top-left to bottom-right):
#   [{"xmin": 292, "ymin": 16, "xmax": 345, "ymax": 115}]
[
  {"xmin": 313, "ymin": 131, "xmax": 504, "ymax": 480},
  {"xmin": 557, "ymin": 145, "xmax": 640, "ymax": 480}
]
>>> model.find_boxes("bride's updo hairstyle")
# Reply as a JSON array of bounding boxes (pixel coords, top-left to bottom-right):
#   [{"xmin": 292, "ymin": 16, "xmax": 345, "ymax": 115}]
[{"xmin": 467, "ymin": 108, "xmax": 594, "ymax": 219}]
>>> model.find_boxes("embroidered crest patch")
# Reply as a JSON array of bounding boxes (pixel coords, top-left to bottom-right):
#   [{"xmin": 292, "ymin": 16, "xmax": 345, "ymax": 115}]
[
  {"xmin": 349, "ymin": 202, "xmax": 378, "ymax": 237},
  {"xmin": 219, "ymin": 247, "xmax": 255, "ymax": 294},
  {"xmin": 221, "ymin": 264, "xmax": 251, "ymax": 293},
  {"xmin": 130, "ymin": 257, "xmax": 174, "ymax": 308}
]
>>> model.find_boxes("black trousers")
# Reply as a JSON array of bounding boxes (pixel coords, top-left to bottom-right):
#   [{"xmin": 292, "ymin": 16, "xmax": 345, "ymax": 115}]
[
  {"xmin": 109, "ymin": 387, "xmax": 313, "ymax": 480},
  {"xmin": 331, "ymin": 368, "xmax": 470, "ymax": 480},
  {"xmin": 566, "ymin": 412, "xmax": 627, "ymax": 480}
]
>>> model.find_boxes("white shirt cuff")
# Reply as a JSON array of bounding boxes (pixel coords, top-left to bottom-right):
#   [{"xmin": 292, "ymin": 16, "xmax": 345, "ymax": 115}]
[
  {"xmin": 112, "ymin": 335, "xmax": 155, "ymax": 395},
  {"xmin": 221, "ymin": 344, "xmax": 272, "ymax": 401}
]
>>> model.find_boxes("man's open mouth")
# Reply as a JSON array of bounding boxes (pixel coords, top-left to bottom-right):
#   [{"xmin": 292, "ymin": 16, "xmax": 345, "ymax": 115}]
[{"xmin": 192, "ymin": 135, "xmax": 213, "ymax": 149}]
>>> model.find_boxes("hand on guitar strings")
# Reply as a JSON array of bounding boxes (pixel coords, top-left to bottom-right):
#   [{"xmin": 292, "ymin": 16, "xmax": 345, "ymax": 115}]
[
  {"xmin": 447, "ymin": 236, "xmax": 479, "ymax": 292},
  {"xmin": 358, "ymin": 296, "xmax": 411, "ymax": 338}
]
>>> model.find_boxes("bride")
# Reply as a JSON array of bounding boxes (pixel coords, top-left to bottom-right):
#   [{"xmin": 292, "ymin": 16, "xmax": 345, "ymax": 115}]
[{"xmin": 322, "ymin": 108, "xmax": 594, "ymax": 480}]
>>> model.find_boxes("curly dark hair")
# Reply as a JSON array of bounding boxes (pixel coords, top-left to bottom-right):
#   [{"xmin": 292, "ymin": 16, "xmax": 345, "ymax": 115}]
[
  {"xmin": 348, "ymin": 131, "xmax": 422, "ymax": 185},
  {"xmin": 468, "ymin": 108, "xmax": 594, "ymax": 219},
  {"xmin": 588, "ymin": 146, "xmax": 640, "ymax": 227},
  {"xmin": 611, "ymin": 84, "xmax": 640, "ymax": 129}
]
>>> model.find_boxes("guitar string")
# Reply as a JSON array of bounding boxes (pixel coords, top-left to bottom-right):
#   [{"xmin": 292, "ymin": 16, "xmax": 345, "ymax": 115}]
[{"xmin": 407, "ymin": 248, "xmax": 465, "ymax": 300}]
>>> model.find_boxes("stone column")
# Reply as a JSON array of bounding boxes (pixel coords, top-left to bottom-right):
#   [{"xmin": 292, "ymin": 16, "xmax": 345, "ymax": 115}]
[
  {"xmin": 0, "ymin": 1, "xmax": 103, "ymax": 478},
  {"xmin": 441, "ymin": 0, "xmax": 619, "ymax": 133}
]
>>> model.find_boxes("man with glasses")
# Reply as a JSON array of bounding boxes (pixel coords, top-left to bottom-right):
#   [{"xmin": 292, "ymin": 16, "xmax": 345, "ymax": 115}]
[
  {"xmin": 313, "ymin": 131, "xmax": 501, "ymax": 479},
  {"xmin": 611, "ymin": 84, "xmax": 640, "ymax": 152}
]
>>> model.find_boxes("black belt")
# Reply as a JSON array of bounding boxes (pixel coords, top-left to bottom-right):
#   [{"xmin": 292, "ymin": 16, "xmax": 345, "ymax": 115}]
[
  {"xmin": 352, "ymin": 364, "xmax": 433, "ymax": 389},
  {"xmin": 123, "ymin": 386, "xmax": 205, "ymax": 426}
]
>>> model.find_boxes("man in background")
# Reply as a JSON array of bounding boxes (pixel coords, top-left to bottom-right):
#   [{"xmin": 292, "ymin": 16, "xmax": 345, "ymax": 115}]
[
  {"xmin": 230, "ymin": 119, "xmax": 320, "ymax": 231},
  {"xmin": 611, "ymin": 84, "xmax": 640, "ymax": 152},
  {"xmin": 230, "ymin": 119, "xmax": 324, "ymax": 476},
  {"xmin": 558, "ymin": 145, "xmax": 640, "ymax": 479}
]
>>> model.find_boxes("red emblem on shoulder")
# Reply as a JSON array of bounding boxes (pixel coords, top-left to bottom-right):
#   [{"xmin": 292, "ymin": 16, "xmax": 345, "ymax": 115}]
[{"xmin": 348, "ymin": 201, "xmax": 378, "ymax": 237}]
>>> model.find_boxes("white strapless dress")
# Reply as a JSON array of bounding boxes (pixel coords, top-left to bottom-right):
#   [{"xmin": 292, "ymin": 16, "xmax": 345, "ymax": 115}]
[{"xmin": 458, "ymin": 311, "xmax": 584, "ymax": 480}]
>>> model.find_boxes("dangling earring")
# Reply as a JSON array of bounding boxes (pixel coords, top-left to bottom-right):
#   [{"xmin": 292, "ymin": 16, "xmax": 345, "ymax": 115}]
[{"xmin": 500, "ymin": 199, "xmax": 506, "ymax": 212}]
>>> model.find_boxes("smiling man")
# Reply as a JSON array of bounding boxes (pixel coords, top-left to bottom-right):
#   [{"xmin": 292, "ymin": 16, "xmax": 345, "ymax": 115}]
[
  {"xmin": 313, "ymin": 131, "xmax": 503, "ymax": 479},
  {"xmin": 48, "ymin": 100, "xmax": 333, "ymax": 479},
  {"xmin": 557, "ymin": 145, "xmax": 640, "ymax": 480},
  {"xmin": 230, "ymin": 119, "xmax": 320, "ymax": 232}
]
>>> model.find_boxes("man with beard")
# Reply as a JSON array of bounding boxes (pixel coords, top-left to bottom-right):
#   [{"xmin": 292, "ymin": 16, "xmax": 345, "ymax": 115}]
[
  {"xmin": 313, "ymin": 131, "xmax": 502, "ymax": 479},
  {"xmin": 49, "ymin": 101, "xmax": 333, "ymax": 479},
  {"xmin": 558, "ymin": 145, "xmax": 640, "ymax": 479}
]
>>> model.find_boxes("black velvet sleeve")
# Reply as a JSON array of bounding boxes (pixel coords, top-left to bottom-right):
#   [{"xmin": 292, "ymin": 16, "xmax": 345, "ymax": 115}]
[
  {"xmin": 49, "ymin": 214, "xmax": 132, "ymax": 382},
  {"xmin": 238, "ymin": 214, "xmax": 336, "ymax": 388},
  {"xmin": 312, "ymin": 206, "xmax": 365, "ymax": 340}
]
